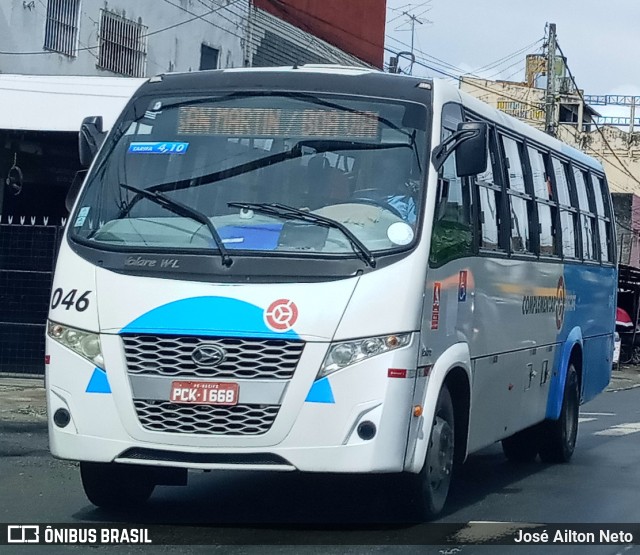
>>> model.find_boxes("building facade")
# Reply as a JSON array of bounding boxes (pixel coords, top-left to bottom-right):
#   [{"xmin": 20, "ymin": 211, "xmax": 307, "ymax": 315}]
[
  {"xmin": 0, "ymin": 0, "xmax": 376, "ymax": 78},
  {"xmin": 0, "ymin": 0, "xmax": 387, "ymax": 374}
]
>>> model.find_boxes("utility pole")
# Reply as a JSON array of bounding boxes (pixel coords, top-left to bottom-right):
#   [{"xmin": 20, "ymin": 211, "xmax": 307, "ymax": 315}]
[
  {"xmin": 399, "ymin": 11, "xmax": 424, "ymax": 74},
  {"xmin": 544, "ymin": 23, "xmax": 558, "ymax": 137},
  {"xmin": 244, "ymin": 0, "xmax": 254, "ymax": 68}
]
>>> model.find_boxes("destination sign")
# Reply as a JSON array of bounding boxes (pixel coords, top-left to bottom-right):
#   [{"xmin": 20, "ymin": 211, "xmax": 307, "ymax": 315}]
[{"xmin": 177, "ymin": 106, "xmax": 380, "ymax": 138}]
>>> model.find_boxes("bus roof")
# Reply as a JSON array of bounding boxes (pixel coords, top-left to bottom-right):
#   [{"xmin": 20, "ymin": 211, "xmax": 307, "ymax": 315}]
[
  {"xmin": 445, "ymin": 80, "xmax": 604, "ymax": 172},
  {"xmin": 0, "ymin": 74, "xmax": 146, "ymax": 133}
]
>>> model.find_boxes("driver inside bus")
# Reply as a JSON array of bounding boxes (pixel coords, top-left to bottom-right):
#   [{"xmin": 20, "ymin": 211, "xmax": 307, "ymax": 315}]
[{"xmin": 376, "ymin": 154, "xmax": 418, "ymax": 225}]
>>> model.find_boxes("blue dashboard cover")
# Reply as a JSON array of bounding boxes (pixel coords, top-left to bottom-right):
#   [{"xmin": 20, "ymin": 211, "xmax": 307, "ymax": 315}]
[{"xmin": 218, "ymin": 224, "xmax": 283, "ymax": 250}]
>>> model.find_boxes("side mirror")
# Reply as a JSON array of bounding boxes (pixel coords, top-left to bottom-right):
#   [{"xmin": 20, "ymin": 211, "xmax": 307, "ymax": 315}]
[
  {"xmin": 66, "ymin": 170, "xmax": 87, "ymax": 213},
  {"xmin": 431, "ymin": 121, "xmax": 488, "ymax": 176},
  {"xmin": 79, "ymin": 116, "xmax": 105, "ymax": 168},
  {"xmin": 454, "ymin": 122, "xmax": 488, "ymax": 177}
]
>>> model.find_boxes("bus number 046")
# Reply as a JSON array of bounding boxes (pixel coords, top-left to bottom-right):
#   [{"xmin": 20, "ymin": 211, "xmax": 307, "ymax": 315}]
[{"xmin": 51, "ymin": 288, "xmax": 91, "ymax": 312}]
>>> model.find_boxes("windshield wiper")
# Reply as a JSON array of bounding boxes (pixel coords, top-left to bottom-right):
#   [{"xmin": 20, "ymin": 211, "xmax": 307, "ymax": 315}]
[
  {"xmin": 119, "ymin": 183, "xmax": 232, "ymax": 267},
  {"xmin": 144, "ymin": 140, "xmax": 412, "ymax": 196},
  {"xmin": 227, "ymin": 202, "xmax": 376, "ymax": 268}
]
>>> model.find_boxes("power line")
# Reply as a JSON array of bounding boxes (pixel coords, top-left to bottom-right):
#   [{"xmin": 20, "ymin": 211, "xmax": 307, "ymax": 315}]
[
  {"xmin": 473, "ymin": 38, "xmax": 543, "ymax": 75},
  {"xmin": 555, "ymin": 39, "xmax": 640, "ymax": 190}
]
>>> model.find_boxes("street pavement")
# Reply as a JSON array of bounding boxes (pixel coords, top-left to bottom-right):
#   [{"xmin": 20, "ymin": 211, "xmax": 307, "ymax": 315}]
[{"xmin": 1, "ymin": 363, "xmax": 640, "ymax": 424}]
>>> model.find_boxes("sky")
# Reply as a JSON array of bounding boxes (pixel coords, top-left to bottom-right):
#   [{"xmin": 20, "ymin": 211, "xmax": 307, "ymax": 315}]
[{"xmin": 384, "ymin": 0, "xmax": 640, "ymax": 118}]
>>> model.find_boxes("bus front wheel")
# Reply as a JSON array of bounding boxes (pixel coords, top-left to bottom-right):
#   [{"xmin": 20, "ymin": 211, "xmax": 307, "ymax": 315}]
[
  {"xmin": 417, "ymin": 384, "xmax": 455, "ymax": 519},
  {"xmin": 538, "ymin": 363, "xmax": 579, "ymax": 463},
  {"xmin": 80, "ymin": 462, "xmax": 155, "ymax": 510}
]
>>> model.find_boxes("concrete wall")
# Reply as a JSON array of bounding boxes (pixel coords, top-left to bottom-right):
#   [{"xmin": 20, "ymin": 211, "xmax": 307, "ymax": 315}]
[
  {"xmin": 0, "ymin": 0, "xmax": 245, "ymax": 76},
  {"xmin": 612, "ymin": 193, "xmax": 640, "ymax": 266}
]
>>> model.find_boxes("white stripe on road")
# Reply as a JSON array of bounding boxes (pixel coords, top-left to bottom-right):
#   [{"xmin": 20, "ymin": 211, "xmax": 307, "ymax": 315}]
[
  {"xmin": 595, "ymin": 422, "xmax": 640, "ymax": 436},
  {"xmin": 580, "ymin": 412, "xmax": 615, "ymax": 416},
  {"xmin": 578, "ymin": 417, "xmax": 597, "ymax": 423}
]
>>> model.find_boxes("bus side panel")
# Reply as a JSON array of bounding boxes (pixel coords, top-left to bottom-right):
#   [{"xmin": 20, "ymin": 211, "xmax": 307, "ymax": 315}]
[
  {"xmin": 582, "ymin": 334, "xmax": 614, "ymax": 403},
  {"xmin": 545, "ymin": 263, "xmax": 616, "ymax": 419}
]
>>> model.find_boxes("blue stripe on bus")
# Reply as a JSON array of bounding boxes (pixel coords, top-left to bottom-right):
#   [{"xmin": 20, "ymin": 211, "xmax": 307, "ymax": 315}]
[
  {"xmin": 119, "ymin": 296, "xmax": 300, "ymax": 339},
  {"xmin": 86, "ymin": 367, "xmax": 112, "ymax": 394},
  {"xmin": 305, "ymin": 377, "xmax": 335, "ymax": 404}
]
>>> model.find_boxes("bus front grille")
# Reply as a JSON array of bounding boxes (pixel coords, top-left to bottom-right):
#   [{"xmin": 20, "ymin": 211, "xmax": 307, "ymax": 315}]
[
  {"xmin": 121, "ymin": 335, "xmax": 304, "ymax": 379},
  {"xmin": 133, "ymin": 400, "xmax": 280, "ymax": 435}
]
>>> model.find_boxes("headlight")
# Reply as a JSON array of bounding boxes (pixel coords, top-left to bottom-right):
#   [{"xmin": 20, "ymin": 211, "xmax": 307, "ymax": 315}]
[
  {"xmin": 47, "ymin": 321, "xmax": 104, "ymax": 369},
  {"xmin": 319, "ymin": 333, "xmax": 411, "ymax": 378}
]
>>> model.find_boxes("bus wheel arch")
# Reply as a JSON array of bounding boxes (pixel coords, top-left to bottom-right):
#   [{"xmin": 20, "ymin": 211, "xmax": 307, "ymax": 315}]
[
  {"xmin": 539, "ymin": 352, "xmax": 581, "ymax": 464},
  {"xmin": 443, "ymin": 366, "xmax": 471, "ymax": 468},
  {"xmin": 415, "ymin": 364, "xmax": 471, "ymax": 519}
]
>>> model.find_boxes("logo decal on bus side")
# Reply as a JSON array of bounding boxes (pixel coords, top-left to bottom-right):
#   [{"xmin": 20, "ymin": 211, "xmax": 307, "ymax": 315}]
[
  {"xmin": 521, "ymin": 275, "xmax": 576, "ymax": 330},
  {"xmin": 264, "ymin": 299, "xmax": 299, "ymax": 332},
  {"xmin": 431, "ymin": 283, "xmax": 441, "ymax": 330}
]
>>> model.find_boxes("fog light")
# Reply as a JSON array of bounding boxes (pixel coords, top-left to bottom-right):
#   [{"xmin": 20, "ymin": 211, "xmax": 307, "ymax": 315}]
[
  {"xmin": 357, "ymin": 421, "xmax": 376, "ymax": 441},
  {"xmin": 53, "ymin": 408, "xmax": 71, "ymax": 428}
]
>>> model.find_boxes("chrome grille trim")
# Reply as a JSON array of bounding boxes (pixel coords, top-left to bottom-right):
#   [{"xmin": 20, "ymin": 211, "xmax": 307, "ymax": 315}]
[
  {"xmin": 133, "ymin": 400, "xmax": 279, "ymax": 435},
  {"xmin": 122, "ymin": 335, "xmax": 304, "ymax": 379}
]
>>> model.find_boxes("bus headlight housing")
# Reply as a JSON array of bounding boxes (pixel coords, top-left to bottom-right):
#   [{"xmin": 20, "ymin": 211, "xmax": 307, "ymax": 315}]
[
  {"xmin": 319, "ymin": 333, "xmax": 411, "ymax": 378},
  {"xmin": 47, "ymin": 321, "xmax": 104, "ymax": 369}
]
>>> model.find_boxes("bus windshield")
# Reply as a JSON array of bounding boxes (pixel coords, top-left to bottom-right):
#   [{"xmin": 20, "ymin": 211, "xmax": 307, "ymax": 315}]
[{"xmin": 70, "ymin": 92, "xmax": 427, "ymax": 257}]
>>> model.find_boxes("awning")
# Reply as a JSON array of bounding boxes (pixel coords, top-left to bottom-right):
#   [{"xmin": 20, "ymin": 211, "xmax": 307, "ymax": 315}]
[{"xmin": 0, "ymin": 74, "xmax": 146, "ymax": 133}]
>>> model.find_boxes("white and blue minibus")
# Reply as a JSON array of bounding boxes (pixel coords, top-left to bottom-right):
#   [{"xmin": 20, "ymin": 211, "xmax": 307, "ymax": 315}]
[{"xmin": 46, "ymin": 65, "xmax": 617, "ymax": 518}]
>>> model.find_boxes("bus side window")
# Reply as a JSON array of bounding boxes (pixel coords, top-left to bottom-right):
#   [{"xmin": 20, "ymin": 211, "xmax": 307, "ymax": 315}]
[
  {"xmin": 572, "ymin": 166, "xmax": 597, "ymax": 261},
  {"xmin": 429, "ymin": 151, "xmax": 473, "ymax": 266},
  {"xmin": 528, "ymin": 147, "xmax": 559, "ymax": 256},
  {"xmin": 552, "ymin": 157, "xmax": 578, "ymax": 258},
  {"xmin": 475, "ymin": 151, "xmax": 503, "ymax": 251},
  {"xmin": 501, "ymin": 136, "xmax": 532, "ymax": 254},
  {"xmin": 591, "ymin": 173, "xmax": 613, "ymax": 263}
]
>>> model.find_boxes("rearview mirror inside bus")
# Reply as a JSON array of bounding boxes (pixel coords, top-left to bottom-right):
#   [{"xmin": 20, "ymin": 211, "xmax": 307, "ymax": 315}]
[
  {"xmin": 79, "ymin": 116, "xmax": 105, "ymax": 168},
  {"xmin": 431, "ymin": 121, "xmax": 488, "ymax": 176}
]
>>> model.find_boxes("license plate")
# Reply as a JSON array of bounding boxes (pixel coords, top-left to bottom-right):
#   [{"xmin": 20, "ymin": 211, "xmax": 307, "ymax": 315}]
[{"xmin": 170, "ymin": 381, "xmax": 239, "ymax": 406}]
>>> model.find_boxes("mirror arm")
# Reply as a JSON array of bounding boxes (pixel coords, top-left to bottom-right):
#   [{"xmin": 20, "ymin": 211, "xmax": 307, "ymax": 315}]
[{"xmin": 431, "ymin": 129, "xmax": 480, "ymax": 172}]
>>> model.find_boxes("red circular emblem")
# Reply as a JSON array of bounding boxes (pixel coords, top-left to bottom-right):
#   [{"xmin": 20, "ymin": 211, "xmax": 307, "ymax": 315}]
[{"xmin": 264, "ymin": 299, "xmax": 299, "ymax": 331}]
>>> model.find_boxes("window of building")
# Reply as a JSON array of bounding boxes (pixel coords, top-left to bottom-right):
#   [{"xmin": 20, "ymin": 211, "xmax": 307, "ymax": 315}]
[
  {"xmin": 501, "ymin": 136, "xmax": 531, "ymax": 253},
  {"xmin": 97, "ymin": 10, "xmax": 147, "ymax": 77},
  {"xmin": 528, "ymin": 146, "xmax": 558, "ymax": 256},
  {"xmin": 43, "ymin": 0, "xmax": 81, "ymax": 56},
  {"xmin": 552, "ymin": 157, "xmax": 577, "ymax": 258},
  {"xmin": 200, "ymin": 44, "xmax": 219, "ymax": 70}
]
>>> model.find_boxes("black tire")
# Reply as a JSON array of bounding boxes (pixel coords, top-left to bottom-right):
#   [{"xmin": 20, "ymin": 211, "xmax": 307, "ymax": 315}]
[
  {"xmin": 417, "ymin": 385, "xmax": 455, "ymax": 519},
  {"xmin": 501, "ymin": 425, "xmax": 540, "ymax": 463},
  {"xmin": 80, "ymin": 462, "xmax": 155, "ymax": 510},
  {"xmin": 538, "ymin": 363, "xmax": 579, "ymax": 463}
]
